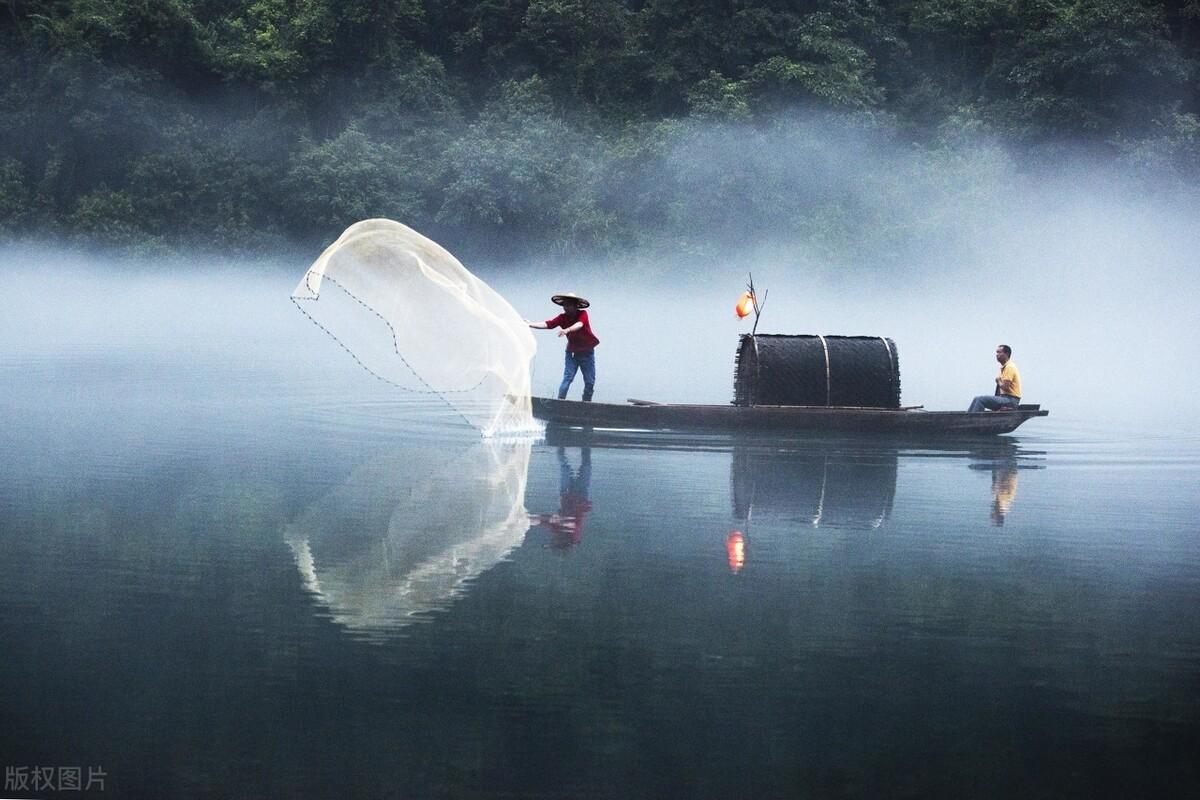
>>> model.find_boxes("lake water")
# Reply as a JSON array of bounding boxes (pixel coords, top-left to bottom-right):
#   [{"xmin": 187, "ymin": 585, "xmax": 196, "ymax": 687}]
[{"xmin": 2, "ymin": 282, "xmax": 1199, "ymax": 798}]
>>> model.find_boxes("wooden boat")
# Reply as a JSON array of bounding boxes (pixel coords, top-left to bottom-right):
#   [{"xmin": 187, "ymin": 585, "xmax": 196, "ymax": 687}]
[{"xmin": 532, "ymin": 397, "xmax": 1048, "ymax": 436}]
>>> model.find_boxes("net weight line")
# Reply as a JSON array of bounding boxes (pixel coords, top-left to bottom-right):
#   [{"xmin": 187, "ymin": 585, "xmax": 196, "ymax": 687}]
[{"xmin": 291, "ymin": 270, "xmax": 500, "ymax": 432}]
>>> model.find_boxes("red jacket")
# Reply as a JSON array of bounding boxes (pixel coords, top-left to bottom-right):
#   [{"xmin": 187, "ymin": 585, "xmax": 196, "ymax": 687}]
[{"xmin": 545, "ymin": 310, "xmax": 600, "ymax": 352}]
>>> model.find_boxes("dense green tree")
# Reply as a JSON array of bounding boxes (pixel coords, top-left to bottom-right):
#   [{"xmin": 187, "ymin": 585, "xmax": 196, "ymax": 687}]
[
  {"xmin": 436, "ymin": 77, "xmax": 615, "ymax": 251},
  {"xmin": 518, "ymin": 0, "xmax": 642, "ymax": 107},
  {"xmin": 986, "ymin": 0, "xmax": 1192, "ymax": 141},
  {"xmin": 0, "ymin": 0, "xmax": 1197, "ymax": 254},
  {"xmin": 68, "ymin": 186, "xmax": 141, "ymax": 245},
  {"xmin": 0, "ymin": 158, "xmax": 31, "ymax": 233},
  {"xmin": 284, "ymin": 125, "xmax": 424, "ymax": 234}
]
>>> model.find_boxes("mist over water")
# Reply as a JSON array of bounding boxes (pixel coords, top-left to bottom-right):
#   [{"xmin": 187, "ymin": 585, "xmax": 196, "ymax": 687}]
[
  {"xmin": 5, "ymin": 128, "xmax": 1199, "ymax": 435},
  {"xmin": 498, "ymin": 126, "xmax": 1200, "ymax": 431}
]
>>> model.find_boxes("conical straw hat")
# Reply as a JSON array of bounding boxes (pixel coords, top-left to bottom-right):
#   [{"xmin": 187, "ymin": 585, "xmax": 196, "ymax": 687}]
[{"xmin": 551, "ymin": 292, "xmax": 590, "ymax": 308}]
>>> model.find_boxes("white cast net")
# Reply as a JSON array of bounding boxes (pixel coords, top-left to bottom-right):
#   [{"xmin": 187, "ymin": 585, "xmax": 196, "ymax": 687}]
[{"xmin": 292, "ymin": 219, "xmax": 538, "ymax": 435}]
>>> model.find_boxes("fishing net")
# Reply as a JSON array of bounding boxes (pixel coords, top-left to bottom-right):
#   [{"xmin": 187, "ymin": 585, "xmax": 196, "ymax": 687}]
[{"xmin": 292, "ymin": 219, "xmax": 538, "ymax": 435}]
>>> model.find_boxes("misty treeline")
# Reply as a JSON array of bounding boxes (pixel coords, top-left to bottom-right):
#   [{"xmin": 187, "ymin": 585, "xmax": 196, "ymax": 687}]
[{"xmin": 1, "ymin": 0, "xmax": 1197, "ymax": 256}]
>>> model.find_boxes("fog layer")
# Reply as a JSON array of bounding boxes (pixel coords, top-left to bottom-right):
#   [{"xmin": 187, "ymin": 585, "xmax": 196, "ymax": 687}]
[{"xmin": 4, "ymin": 118, "xmax": 1198, "ymax": 432}]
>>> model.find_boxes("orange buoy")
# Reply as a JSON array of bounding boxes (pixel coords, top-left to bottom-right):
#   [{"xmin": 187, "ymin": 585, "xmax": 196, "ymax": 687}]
[{"xmin": 735, "ymin": 291, "xmax": 754, "ymax": 319}]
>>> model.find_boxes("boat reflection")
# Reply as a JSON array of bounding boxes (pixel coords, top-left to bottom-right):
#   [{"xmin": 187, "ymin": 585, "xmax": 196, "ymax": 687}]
[
  {"xmin": 283, "ymin": 440, "xmax": 532, "ymax": 641},
  {"xmin": 541, "ymin": 426, "xmax": 1043, "ymax": 575},
  {"xmin": 543, "ymin": 428, "xmax": 1040, "ymax": 534},
  {"xmin": 530, "ymin": 447, "xmax": 592, "ymax": 549}
]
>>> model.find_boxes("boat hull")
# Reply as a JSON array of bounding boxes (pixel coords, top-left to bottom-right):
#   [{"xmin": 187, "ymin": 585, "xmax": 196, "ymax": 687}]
[{"xmin": 532, "ymin": 398, "xmax": 1048, "ymax": 436}]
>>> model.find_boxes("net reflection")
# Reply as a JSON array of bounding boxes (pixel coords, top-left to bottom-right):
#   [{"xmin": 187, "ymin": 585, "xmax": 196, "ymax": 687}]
[{"xmin": 283, "ymin": 440, "xmax": 532, "ymax": 641}]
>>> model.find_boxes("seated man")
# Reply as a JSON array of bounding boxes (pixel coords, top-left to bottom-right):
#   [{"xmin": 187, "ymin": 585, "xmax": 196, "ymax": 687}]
[{"xmin": 968, "ymin": 344, "xmax": 1022, "ymax": 412}]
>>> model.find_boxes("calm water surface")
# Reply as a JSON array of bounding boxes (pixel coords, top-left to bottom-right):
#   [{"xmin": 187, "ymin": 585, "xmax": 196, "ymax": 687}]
[{"xmin": 2, "ymin": 354, "xmax": 1198, "ymax": 799}]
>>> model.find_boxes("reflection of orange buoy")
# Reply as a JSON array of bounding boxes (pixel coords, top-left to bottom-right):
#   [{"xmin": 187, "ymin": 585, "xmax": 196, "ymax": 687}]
[
  {"xmin": 735, "ymin": 291, "xmax": 754, "ymax": 319},
  {"xmin": 726, "ymin": 530, "xmax": 745, "ymax": 573}
]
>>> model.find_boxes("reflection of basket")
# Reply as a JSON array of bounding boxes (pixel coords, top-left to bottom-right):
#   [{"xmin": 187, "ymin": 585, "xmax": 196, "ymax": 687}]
[
  {"xmin": 731, "ymin": 447, "xmax": 898, "ymax": 529},
  {"xmin": 733, "ymin": 334, "xmax": 901, "ymax": 408}
]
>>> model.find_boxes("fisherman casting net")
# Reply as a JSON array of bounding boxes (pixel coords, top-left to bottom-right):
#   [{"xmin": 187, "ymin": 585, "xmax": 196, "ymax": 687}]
[{"xmin": 292, "ymin": 219, "xmax": 537, "ymax": 435}]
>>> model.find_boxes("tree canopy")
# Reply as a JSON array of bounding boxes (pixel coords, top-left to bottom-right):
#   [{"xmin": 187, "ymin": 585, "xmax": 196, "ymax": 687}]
[{"xmin": 1, "ymin": 0, "xmax": 1196, "ymax": 255}]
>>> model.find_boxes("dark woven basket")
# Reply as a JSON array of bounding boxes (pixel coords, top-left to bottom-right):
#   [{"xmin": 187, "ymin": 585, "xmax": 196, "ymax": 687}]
[{"xmin": 733, "ymin": 334, "xmax": 901, "ymax": 408}]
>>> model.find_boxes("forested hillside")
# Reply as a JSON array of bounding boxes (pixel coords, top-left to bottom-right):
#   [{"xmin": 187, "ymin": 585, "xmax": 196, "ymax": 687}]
[{"xmin": 1, "ymin": 0, "xmax": 1197, "ymax": 255}]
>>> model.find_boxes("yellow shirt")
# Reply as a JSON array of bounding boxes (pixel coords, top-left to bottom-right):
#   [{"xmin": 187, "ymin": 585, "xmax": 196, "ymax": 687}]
[{"xmin": 997, "ymin": 361, "xmax": 1021, "ymax": 399}]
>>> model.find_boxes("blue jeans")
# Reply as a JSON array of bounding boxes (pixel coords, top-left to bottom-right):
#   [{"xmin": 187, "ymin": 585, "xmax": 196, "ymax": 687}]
[
  {"xmin": 968, "ymin": 394, "xmax": 1019, "ymax": 412},
  {"xmin": 558, "ymin": 447, "xmax": 592, "ymax": 497},
  {"xmin": 558, "ymin": 350, "xmax": 595, "ymax": 401}
]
